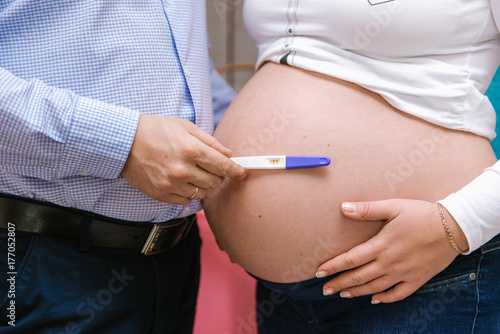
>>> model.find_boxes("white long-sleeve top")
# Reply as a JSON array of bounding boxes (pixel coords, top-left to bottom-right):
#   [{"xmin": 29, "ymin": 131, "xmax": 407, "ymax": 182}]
[
  {"xmin": 440, "ymin": 161, "xmax": 500, "ymax": 253},
  {"xmin": 243, "ymin": 0, "xmax": 500, "ymax": 251}
]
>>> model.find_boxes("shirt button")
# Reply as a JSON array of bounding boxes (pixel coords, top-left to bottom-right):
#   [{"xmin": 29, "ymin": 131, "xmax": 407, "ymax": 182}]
[
  {"xmin": 165, "ymin": 0, "xmax": 171, "ymax": 5},
  {"xmin": 185, "ymin": 68, "xmax": 190, "ymax": 78},
  {"xmin": 80, "ymin": 171, "xmax": 90, "ymax": 176}
]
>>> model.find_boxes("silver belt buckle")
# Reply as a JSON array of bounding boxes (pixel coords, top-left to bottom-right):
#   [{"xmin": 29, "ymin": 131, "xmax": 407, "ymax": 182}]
[
  {"xmin": 141, "ymin": 219, "xmax": 188, "ymax": 255},
  {"xmin": 141, "ymin": 222, "xmax": 171, "ymax": 255}
]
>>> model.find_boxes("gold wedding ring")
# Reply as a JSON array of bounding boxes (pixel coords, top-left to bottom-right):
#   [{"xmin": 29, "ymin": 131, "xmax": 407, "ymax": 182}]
[{"xmin": 189, "ymin": 186, "xmax": 199, "ymax": 200}]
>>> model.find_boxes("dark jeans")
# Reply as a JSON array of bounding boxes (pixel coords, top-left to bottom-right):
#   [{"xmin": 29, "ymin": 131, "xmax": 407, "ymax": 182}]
[
  {"xmin": 256, "ymin": 234, "xmax": 500, "ymax": 334},
  {"xmin": 0, "ymin": 220, "xmax": 201, "ymax": 334}
]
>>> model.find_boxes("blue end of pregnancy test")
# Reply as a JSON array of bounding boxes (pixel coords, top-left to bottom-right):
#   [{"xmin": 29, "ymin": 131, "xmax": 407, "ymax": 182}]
[{"xmin": 285, "ymin": 156, "xmax": 331, "ymax": 169}]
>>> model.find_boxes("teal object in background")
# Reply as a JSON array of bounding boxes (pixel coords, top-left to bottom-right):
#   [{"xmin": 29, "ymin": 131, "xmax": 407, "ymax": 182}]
[{"xmin": 486, "ymin": 67, "xmax": 500, "ymax": 158}]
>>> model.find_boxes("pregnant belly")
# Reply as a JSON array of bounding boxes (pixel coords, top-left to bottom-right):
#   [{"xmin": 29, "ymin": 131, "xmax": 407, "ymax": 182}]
[{"xmin": 202, "ymin": 62, "xmax": 496, "ymax": 283}]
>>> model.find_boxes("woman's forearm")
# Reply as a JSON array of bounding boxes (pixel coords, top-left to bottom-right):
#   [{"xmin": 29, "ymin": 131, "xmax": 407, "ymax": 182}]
[{"xmin": 439, "ymin": 159, "xmax": 500, "ymax": 253}]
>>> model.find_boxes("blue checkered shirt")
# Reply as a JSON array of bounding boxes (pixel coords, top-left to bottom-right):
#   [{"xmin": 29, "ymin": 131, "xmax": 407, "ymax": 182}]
[{"xmin": 0, "ymin": 0, "xmax": 234, "ymax": 222}]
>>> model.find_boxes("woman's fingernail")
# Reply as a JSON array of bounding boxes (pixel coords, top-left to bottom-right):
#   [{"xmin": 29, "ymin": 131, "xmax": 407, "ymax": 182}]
[
  {"xmin": 340, "ymin": 291, "xmax": 352, "ymax": 298},
  {"xmin": 316, "ymin": 271, "xmax": 327, "ymax": 278},
  {"xmin": 342, "ymin": 202, "xmax": 356, "ymax": 213},
  {"xmin": 371, "ymin": 299, "xmax": 381, "ymax": 305},
  {"xmin": 323, "ymin": 288, "xmax": 334, "ymax": 296}
]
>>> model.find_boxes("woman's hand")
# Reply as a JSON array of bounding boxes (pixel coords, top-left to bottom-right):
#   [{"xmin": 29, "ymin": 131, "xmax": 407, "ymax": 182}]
[{"xmin": 316, "ymin": 199, "xmax": 469, "ymax": 304}]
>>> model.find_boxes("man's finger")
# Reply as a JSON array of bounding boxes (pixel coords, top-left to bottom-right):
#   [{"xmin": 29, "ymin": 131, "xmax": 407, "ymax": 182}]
[
  {"xmin": 186, "ymin": 120, "xmax": 233, "ymax": 157},
  {"xmin": 184, "ymin": 122, "xmax": 246, "ymax": 181},
  {"xmin": 196, "ymin": 147, "xmax": 247, "ymax": 181}
]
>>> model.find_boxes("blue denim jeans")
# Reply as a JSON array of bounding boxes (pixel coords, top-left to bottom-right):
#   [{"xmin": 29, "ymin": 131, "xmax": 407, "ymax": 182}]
[
  {"xmin": 0, "ymin": 220, "xmax": 201, "ymax": 334},
  {"xmin": 256, "ymin": 234, "xmax": 500, "ymax": 334}
]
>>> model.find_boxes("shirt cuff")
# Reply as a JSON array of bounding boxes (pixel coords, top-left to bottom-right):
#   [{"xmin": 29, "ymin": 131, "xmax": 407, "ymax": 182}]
[
  {"xmin": 439, "ymin": 160, "xmax": 500, "ymax": 254},
  {"xmin": 58, "ymin": 95, "xmax": 140, "ymax": 179}
]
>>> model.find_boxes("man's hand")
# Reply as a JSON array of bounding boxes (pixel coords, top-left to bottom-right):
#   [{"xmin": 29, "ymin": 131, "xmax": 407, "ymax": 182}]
[
  {"xmin": 121, "ymin": 115, "xmax": 246, "ymax": 205},
  {"xmin": 316, "ymin": 199, "xmax": 467, "ymax": 304}
]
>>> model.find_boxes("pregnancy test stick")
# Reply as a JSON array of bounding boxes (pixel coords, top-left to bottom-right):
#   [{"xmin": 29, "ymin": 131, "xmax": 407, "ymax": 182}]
[{"xmin": 230, "ymin": 156, "xmax": 331, "ymax": 169}]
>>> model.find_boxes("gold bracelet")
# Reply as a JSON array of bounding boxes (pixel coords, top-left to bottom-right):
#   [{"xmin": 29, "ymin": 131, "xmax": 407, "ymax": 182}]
[{"xmin": 437, "ymin": 203, "xmax": 467, "ymax": 255}]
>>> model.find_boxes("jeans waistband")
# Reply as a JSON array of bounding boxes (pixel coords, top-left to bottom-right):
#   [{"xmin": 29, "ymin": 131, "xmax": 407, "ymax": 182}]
[
  {"xmin": 254, "ymin": 233, "xmax": 500, "ymax": 302},
  {"xmin": 251, "ymin": 273, "xmax": 340, "ymax": 302}
]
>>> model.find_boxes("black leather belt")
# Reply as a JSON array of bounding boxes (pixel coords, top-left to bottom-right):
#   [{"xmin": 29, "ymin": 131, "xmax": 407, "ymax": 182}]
[{"xmin": 0, "ymin": 194, "xmax": 195, "ymax": 255}]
